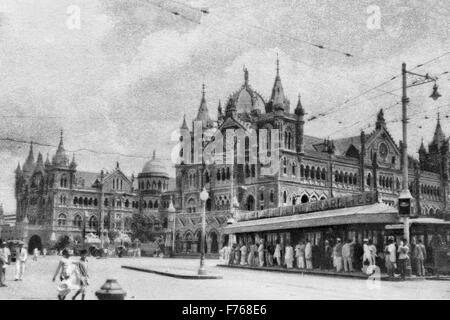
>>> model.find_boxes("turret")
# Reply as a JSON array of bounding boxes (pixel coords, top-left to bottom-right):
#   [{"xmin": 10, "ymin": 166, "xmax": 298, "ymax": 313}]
[
  {"xmin": 217, "ymin": 100, "xmax": 224, "ymax": 123},
  {"xmin": 194, "ymin": 84, "xmax": 214, "ymax": 129},
  {"xmin": 419, "ymin": 138, "xmax": 427, "ymax": 170},
  {"xmin": 266, "ymin": 56, "xmax": 290, "ymax": 113},
  {"xmin": 52, "ymin": 130, "xmax": 69, "ymax": 167},
  {"xmin": 70, "ymin": 153, "xmax": 77, "ymax": 170},
  {"xmin": 295, "ymin": 93, "xmax": 305, "ymax": 154},
  {"xmin": 22, "ymin": 141, "xmax": 35, "ymax": 175},
  {"xmin": 375, "ymin": 109, "xmax": 386, "ymax": 130}
]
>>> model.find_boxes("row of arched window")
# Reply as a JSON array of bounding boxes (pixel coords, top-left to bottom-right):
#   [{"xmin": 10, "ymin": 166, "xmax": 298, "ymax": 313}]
[
  {"xmin": 282, "ymin": 191, "xmax": 326, "ymax": 205},
  {"xmin": 57, "ymin": 213, "xmax": 98, "ymax": 228},
  {"xmin": 334, "ymin": 170, "xmax": 358, "ymax": 185},
  {"xmin": 377, "ymin": 175, "xmax": 400, "ymax": 191},
  {"xmin": 60, "ymin": 175, "xmax": 68, "ymax": 188},
  {"xmin": 282, "ymin": 159, "xmax": 328, "ymax": 182},
  {"xmin": 139, "ymin": 179, "xmax": 168, "ymax": 191},
  {"xmin": 73, "ymin": 197, "xmax": 98, "ymax": 207},
  {"xmin": 420, "ymin": 184, "xmax": 441, "ymax": 198},
  {"xmin": 141, "ymin": 200, "xmax": 159, "ymax": 209}
]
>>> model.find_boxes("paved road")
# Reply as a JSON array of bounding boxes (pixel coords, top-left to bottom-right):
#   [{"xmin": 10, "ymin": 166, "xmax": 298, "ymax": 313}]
[{"xmin": 0, "ymin": 256, "xmax": 449, "ymax": 300}]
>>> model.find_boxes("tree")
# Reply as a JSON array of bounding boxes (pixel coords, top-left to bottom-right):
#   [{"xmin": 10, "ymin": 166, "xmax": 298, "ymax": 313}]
[
  {"xmin": 130, "ymin": 213, "xmax": 154, "ymax": 242},
  {"xmin": 54, "ymin": 235, "xmax": 72, "ymax": 251}
]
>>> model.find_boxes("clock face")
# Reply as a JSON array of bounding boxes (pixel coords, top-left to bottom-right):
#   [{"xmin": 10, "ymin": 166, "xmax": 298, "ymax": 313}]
[{"xmin": 379, "ymin": 143, "xmax": 388, "ymax": 160}]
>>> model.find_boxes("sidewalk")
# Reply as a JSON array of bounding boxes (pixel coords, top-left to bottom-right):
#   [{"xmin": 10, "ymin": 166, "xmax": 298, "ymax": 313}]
[{"xmin": 217, "ymin": 263, "xmax": 424, "ymax": 281}]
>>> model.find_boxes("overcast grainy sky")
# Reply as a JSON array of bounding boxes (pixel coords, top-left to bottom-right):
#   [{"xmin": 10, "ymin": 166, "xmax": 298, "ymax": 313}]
[{"xmin": 0, "ymin": 0, "xmax": 449, "ymax": 212}]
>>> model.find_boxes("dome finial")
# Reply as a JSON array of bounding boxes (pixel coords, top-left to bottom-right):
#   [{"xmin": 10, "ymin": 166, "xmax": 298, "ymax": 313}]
[
  {"xmin": 152, "ymin": 149, "xmax": 156, "ymax": 160},
  {"xmin": 276, "ymin": 52, "xmax": 280, "ymax": 76},
  {"xmin": 243, "ymin": 65, "xmax": 249, "ymax": 85}
]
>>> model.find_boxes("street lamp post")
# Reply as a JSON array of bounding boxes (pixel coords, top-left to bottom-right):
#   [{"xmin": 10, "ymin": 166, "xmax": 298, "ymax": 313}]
[
  {"xmin": 399, "ymin": 62, "xmax": 441, "ymax": 245},
  {"xmin": 168, "ymin": 196, "xmax": 176, "ymax": 256},
  {"xmin": 198, "ymin": 187, "xmax": 209, "ymax": 275}
]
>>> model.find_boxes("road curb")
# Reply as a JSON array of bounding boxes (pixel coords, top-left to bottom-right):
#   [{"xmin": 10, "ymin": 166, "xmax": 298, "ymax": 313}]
[{"xmin": 121, "ymin": 265, "xmax": 222, "ymax": 280}]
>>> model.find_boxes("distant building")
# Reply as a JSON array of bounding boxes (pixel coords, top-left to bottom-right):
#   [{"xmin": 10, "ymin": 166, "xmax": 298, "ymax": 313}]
[{"xmin": 5, "ymin": 131, "xmax": 172, "ymax": 252}]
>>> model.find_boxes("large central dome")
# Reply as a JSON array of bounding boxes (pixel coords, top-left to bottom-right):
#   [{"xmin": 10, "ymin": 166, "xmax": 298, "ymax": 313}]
[{"xmin": 141, "ymin": 150, "xmax": 169, "ymax": 178}]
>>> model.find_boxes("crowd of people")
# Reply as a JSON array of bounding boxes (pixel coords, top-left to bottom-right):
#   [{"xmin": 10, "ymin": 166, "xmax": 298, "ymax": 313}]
[{"xmin": 220, "ymin": 236, "xmax": 430, "ymax": 280}]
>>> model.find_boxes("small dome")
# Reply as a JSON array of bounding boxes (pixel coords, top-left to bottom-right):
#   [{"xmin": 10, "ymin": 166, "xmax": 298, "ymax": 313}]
[
  {"xmin": 141, "ymin": 150, "xmax": 169, "ymax": 178},
  {"xmin": 229, "ymin": 67, "xmax": 266, "ymax": 114}
]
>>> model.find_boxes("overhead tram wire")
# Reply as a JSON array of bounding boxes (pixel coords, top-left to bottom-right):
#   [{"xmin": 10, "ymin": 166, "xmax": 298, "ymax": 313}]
[{"xmin": 142, "ymin": 0, "xmax": 450, "ymax": 125}]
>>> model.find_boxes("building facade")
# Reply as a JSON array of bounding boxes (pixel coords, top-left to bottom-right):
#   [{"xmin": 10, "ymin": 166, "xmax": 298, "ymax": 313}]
[
  {"xmin": 168, "ymin": 60, "xmax": 450, "ymax": 255},
  {"xmin": 5, "ymin": 132, "xmax": 172, "ymax": 252}
]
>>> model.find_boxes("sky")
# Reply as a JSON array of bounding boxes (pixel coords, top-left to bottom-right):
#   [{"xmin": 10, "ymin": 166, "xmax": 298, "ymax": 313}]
[{"xmin": 0, "ymin": 0, "xmax": 449, "ymax": 212}]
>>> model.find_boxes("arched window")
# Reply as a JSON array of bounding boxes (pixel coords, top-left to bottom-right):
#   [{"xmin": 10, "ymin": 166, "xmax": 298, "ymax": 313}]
[
  {"xmin": 125, "ymin": 199, "xmax": 129, "ymax": 208},
  {"xmin": 245, "ymin": 164, "xmax": 250, "ymax": 178},
  {"xmin": 260, "ymin": 191, "xmax": 264, "ymax": 201},
  {"xmin": 73, "ymin": 197, "xmax": 78, "ymax": 205},
  {"xmin": 321, "ymin": 168, "xmax": 326, "ymax": 181},
  {"xmin": 142, "ymin": 201, "xmax": 147, "ymax": 209},
  {"xmin": 149, "ymin": 200, "xmax": 153, "ymax": 209},
  {"xmin": 89, "ymin": 216, "xmax": 98, "ymax": 229},
  {"xmin": 300, "ymin": 165, "xmax": 305, "ymax": 178},
  {"xmin": 251, "ymin": 164, "xmax": 256, "ymax": 177},
  {"xmin": 158, "ymin": 180, "xmax": 162, "ymax": 191},
  {"xmin": 88, "ymin": 198, "xmax": 93, "ymax": 206},
  {"xmin": 93, "ymin": 198, "xmax": 98, "ymax": 206},
  {"xmin": 305, "ymin": 166, "xmax": 310, "ymax": 179},
  {"xmin": 316, "ymin": 167, "xmax": 321, "ymax": 180},
  {"xmin": 292, "ymin": 162, "xmax": 297, "ymax": 176},
  {"xmin": 73, "ymin": 215, "xmax": 82, "ymax": 228},
  {"xmin": 339, "ymin": 171, "xmax": 344, "ymax": 183},
  {"xmin": 270, "ymin": 190, "xmax": 274, "ymax": 203},
  {"xmin": 57, "ymin": 214, "xmax": 67, "ymax": 226},
  {"xmin": 311, "ymin": 166, "xmax": 316, "ymax": 179},
  {"xmin": 226, "ymin": 167, "xmax": 230, "ymax": 180},
  {"xmin": 344, "ymin": 172, "xmax": 348, "ymax": 184},
  {"xmin": 311, "ymin": 195, "xmax": 318, "ymax": 202},
  {"xmin": 283, "ymin": 157, "xmax": 287, "ymax": 175},
  {"xmin": 247, "ymin": 195, "xmax": 255, "ymax": 211},
  {"xmin": 154, "ymin": 200, "xmax": 159, "ymax": 208},
  {"xmin": 104, "ymin": 198, "xmax": 109, "ymax": 207},
  {"xmin": 221, "ymin": 168, "xmax": 226, "ymax": 180},
  {"xmin": 187, "ymin": 198, "xmax": 196, "ymax": 213},
  {"xmin": 205, "ymin": 171, "xmax": 210, "ymax": 183},
  {"xmin": 335, "ymin": 170, "xmax": 339, "ymax": 182},
  {"xmin": 283, "ymin": 191, "xmax": 287, "ymax": 204},
  {"xmin": 217, "ymin": 169, "xmax": 221, "ymax": 181},
  {"xmin": 153, "ymin": 181, "xmax": 157, "ymax": 190},
  {"xmin": 367, "ymin": 173, "xmax": 372, "ymax": 187}
]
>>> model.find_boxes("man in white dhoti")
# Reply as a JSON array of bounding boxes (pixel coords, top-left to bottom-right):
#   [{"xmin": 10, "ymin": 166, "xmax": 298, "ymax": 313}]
[
  {"xmin": 295, "ymin": 241, "xmax": 306, "ymax": 269},
  {"xmin": 240, "ymin": 243, "xmax": 248, "ymax": 265},
  {"xmin": 258, "ymin": 240, "xmax": 265, "ymax": 267},
  {"xmin": 274, "ymin": 242, "xmax": 282, "ymax": 266},
  {"xmin": 284, "ymin": 242, "xmax": 294, "ymax": 269},
  {"xmin": 14, "ymin": 243, "xmax": 27, "ymax": 281},
  {"xmin": 305, "ymin": 239, "xmax": 313, "ymax": 269},
  {"xmin": 362, "ymin": 238, "xmax": 371, "ymax": 270}
]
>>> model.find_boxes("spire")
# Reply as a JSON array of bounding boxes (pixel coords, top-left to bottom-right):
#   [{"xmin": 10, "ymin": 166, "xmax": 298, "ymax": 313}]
[
  {"xmin": 35, "ymin": 152, "xmax": 44, "ymax": 172},
  {"xmin": 52, "ymin": 129, "xmax": 69, "ymax": 167},
  {"xmin": 419, "ymin": 138, "xmax": 426, "ymax": 153},
  {"xmin": 194, "ymin": 84, "xmax": 213, "ymax": 128},
  {"xmin": 70, "ymin": 153, "xmax": 77, "ymax": 169},
  {"xmin": 268, "ymin": 54, "xmax": 289, "ymax": 112},
  {"xmin": 180, "ymin": 114, "xmax": 189, "ymax": 130},
  {"xmin": 294, "ymin": 93, "xmax": 305, "ymax": 116},
  {"xmin": 375, "ymin": 109, "xmax": 386, "ymax": 130},
  {"xmin": 15, "ymin": 162, "xmax": 22, "ymax": 175},
  {"xmin": 431, "ymin": 112, "xmax": 445, "ymax": 147},
  {"xmin": 23, "ymin": 141, "xmax": 35, "ymax": 173},
  {"xmin": 45, "ymin": 153, "xmax": 51, "ymax": 166}
]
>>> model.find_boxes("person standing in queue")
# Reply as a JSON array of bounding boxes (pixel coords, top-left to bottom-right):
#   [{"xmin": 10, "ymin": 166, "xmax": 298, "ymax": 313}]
[
  {"xmin": 305, "ymin": 239, "xmax": 313, "ymax": 269},
  {"xmin": 284, "ymin": 241, "xmax": 294, "ymax": 269},
  {"xmin": 397, "ymin": 239, "xmax": 410, "ymax": 280},
  {"xmin": 258, "ymin": 239, "xmax": 265, "ymax": 267}
]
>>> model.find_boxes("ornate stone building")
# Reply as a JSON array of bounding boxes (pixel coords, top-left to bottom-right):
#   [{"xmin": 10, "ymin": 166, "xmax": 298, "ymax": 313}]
[
  {"xmin": 9, "ymin": 132, "xmax": 171, "ymax": 252},
  {"xmin": 168, "ymin": 60, "xmax": 450, "ymax": 254}
]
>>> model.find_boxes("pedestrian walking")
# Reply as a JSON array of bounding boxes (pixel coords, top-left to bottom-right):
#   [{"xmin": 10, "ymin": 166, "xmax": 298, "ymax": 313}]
[
  {"xmin": 0, "ymin": 242, "xmax": 9, "ymax": 287},
  {"xmin": 258, "ymin": 239, "xmax": 265, "ymax": 267},
  {"xmin": 397, "ymin": 239, "xmax": 410, "ymax": 280},
  {"xmin": 413, "ymin": 239, "xmax": 427, "ymax": 277},
  {"xmin": 72, "ymin": 249, "xmax": 89, "ymax": 300},
  {"xmin": 52, "ymin": 249, "xmax": 74, "ymax": 300},
  {"xmin": 247, "ymin": 242, "xmax": 255, "ymax": 266},
  {"xmin": 332, "ymin": 238, "xmax": 343, "ymax": 272},
  {"xmin": 284, "ymin": 241, "xmax": 294, "ymax": 269},
  {"xmin": 305, "ymin": 239, "xmax": 313, "ymax": 269},
  {"xmin": 274, "ymin": 242, "xmax": 282, "ymax": 266},
  {"xmin": 33, "ymin": 247, "xmax": 39, "ymax": 261},
  {"xmin": 295, "ymin": 241, "xmax": 306, "ymax": 269},
  {"xmin": 14, "ymin": 243, "xmax": 27, "ymax": 281},
  {"xmin": 240, "ymin": 242, "xmax": 248, "ymax": 265},
  {"xmin": 342, "ymin": 239, "xmax": 354, "ymax": 272},
  {"xmin": 42, "ymin": 248, "xmax": 47, "ymax": 257}
]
